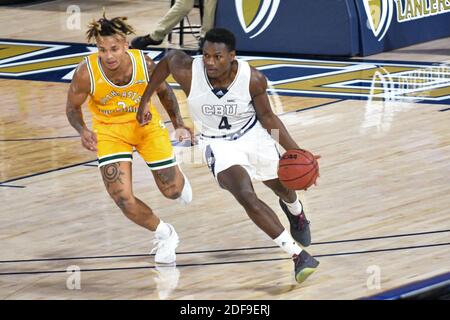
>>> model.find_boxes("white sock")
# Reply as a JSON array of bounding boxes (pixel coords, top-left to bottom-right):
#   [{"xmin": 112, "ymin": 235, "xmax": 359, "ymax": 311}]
[
  {"xmin": 155, "ymin": 220, "xmax": 171, "ymax": 240},
  {"xmin": 177, "ymin": 169, "xmax": 192, "ymax": 205},
  {"xmin": 282, "ymin": 194, "xmax": 303, "ymax": 216},
  {"xmin": 273, "ymin": 230, "xmax": 302, "ymax": 257}
]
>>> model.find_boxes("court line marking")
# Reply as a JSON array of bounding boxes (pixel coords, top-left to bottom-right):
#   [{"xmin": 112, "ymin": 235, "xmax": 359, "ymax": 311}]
[
  {"xmin": 294, "ymin": 99, "xmax": 344, "ymax": 113},
  {"xmin": 0, "ymin": 159, "xmax": 96, "ymax": 185},
  {"xmin": 0, "ymin": 135, "xmax": 79, "ymax": 142},
  {"xmin": 0, "ymin": 185, "xmax": 26, "ymax": 188},
  {"xmin": 0, "ymin": 242, "xmax": 448, "ymax": 276},
  {"xmin": 1, "ymin": 229, "xmax": 448, "ymax": 264}
]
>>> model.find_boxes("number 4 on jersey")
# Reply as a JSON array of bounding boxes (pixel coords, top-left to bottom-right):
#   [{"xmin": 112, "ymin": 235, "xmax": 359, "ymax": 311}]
[{"xmin": 218, "ymin": 116, "xmax": 232, "ymax": 130}]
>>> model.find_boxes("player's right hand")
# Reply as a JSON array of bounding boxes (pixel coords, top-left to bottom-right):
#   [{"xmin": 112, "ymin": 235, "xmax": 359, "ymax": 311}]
[
  {"xmin": 80, "ymin": 128, "xmax": 97, "ymax": 152},
  {"xmin": 136, "ymin": 103, "xmax": 152, "ymax": 126}
]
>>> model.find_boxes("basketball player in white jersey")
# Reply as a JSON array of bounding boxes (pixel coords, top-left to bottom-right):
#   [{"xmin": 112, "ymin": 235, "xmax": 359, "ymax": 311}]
[{"xmin": 137, "ymin": 28, "xmax": 319, "ymax": 283}]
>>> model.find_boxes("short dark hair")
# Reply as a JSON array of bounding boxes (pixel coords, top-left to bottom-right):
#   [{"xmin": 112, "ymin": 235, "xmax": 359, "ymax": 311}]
[{"xmin": 203, "ymin": 28, "xmax": 236, "ymax": 51}]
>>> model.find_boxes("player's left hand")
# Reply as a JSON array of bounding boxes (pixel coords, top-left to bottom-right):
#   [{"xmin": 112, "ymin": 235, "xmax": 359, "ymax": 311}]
[{"xmin": 292, "ymin": 149, "xmax": 321, "ymax": 187}]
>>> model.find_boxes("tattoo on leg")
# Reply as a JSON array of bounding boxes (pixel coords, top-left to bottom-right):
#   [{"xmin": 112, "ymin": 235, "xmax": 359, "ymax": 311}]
[
  {"xmin": 116, "ymin": 196, "xmax": 128, "ymax": 211},
  {"xmin": 155, "ymin": 167, "xmax": 176, "ymax": 185},
  {"xmin": 102, "ymin": 163, "xmax": 124, "ymax": 189}
]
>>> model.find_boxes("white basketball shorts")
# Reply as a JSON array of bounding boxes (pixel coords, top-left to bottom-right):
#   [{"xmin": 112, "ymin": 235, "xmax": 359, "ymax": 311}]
[{"xmin": 200, "ymin": 121, "xmax": 280, "ymax": 181}]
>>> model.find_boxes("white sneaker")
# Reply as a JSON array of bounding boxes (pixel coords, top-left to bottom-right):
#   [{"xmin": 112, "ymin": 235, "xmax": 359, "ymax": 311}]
[
  {"xmin": 176, "ymin": 173, "xmax": 193, "ymax": 205},
  {"xmin": 150, "ymin": 224, "xmax": 179, "ymax": 264},
  {"xmin": 154, "ymin": 264, "xmax": 180, "ymax": 299}
]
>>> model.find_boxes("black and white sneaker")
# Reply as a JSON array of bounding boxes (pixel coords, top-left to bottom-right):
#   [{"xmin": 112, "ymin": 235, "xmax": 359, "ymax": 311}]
[
  {"xmin": 293, "ymin": 250, "xmax": 319, "ymax": 284},
  {"xmin": 279, "ymin": 198, "xmax": 311, "ymax": 247}
]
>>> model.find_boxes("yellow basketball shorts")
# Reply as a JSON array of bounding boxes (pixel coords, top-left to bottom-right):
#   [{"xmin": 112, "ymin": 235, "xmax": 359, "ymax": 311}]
[{"xmin": 93, "ymin": 119, "xmax": 176, "ymax": 170}]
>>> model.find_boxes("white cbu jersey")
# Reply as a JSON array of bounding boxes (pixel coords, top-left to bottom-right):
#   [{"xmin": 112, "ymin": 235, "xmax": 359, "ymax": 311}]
[{"xmin": 187, "ymin": 57, "xmax": 257, "ymax": 140}]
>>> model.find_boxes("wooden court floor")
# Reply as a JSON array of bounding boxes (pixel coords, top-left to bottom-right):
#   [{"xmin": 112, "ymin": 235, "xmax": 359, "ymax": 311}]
[{"xmin": 0, "ymin": 0, "xmax": 449, "ymax": 300}]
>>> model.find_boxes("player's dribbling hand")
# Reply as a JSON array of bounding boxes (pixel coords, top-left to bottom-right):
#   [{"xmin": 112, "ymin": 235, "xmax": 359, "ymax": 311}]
[
  {"xmin": 136, "ymin": 103, "xmax": 152, "ymax": 126},
  {"xmin": 80, "ymin": 128, "xmax": 97, "ymax": 152},
  {"xmin": 292, "ymin": 149, "xmax": 321, "ymax": 187}
]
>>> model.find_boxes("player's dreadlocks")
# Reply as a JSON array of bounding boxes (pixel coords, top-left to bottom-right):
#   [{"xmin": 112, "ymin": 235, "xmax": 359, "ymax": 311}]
[{"xmin": 86, "ymin": 11, "xmax": 135, "ymax": 43}]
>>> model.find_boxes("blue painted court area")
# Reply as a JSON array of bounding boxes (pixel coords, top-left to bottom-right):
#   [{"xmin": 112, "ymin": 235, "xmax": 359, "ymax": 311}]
[
  {"xmin": 261, "ymin": 66, "xmax": 337, "ymax": 82},
  {"xmin": 362, "ymin": 272, "xmax": 450, "ymax": 300},
  {"xmin": 1, "ymin": 39, "xmax": 449, "ymax": 106}
]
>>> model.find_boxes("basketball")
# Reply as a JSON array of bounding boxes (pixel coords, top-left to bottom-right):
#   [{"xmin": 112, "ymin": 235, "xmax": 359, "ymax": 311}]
[{"xmin": 278, "ymin": 149, "xmax": 319, "ymax": 190}]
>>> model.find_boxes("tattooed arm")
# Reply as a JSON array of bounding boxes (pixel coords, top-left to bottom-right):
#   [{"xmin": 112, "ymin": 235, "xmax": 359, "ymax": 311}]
[
  {"xmin": 66, "ymin": 61, "xmax": 97, "ymax": 151},
  {"xmin": 143, "ymin": 56, "xmax": 182, "ymax": 126},
  {"xmin": 144, "ymin": 55, "xmax": 194, "ymax": 144},
  {"xmin": 156, "ymin": 82, "xmax": 184, "ymax": 128}
]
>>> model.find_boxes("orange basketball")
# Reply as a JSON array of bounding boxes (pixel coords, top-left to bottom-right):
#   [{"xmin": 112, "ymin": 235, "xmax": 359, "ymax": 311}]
[{"xmin": 278, "ymin": 149, "xmax": 319, "ymax": 190}]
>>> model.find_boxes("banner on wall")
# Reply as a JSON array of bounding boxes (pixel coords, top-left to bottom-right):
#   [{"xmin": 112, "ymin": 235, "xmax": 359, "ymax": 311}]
[
  {"xmin": 215, "ymin": 0, "xmax": 360, "ymax": 56},
  {"xmin": 234, "ymin": 0, "xmax": 281, "ymax": 39},
  {"xmin": 215, "ymin": 0, "xmax": 450, "ymax": 56},
  {"xmin": 356, "ymin": 0, "xmax": 450, "ymax": 55}
]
